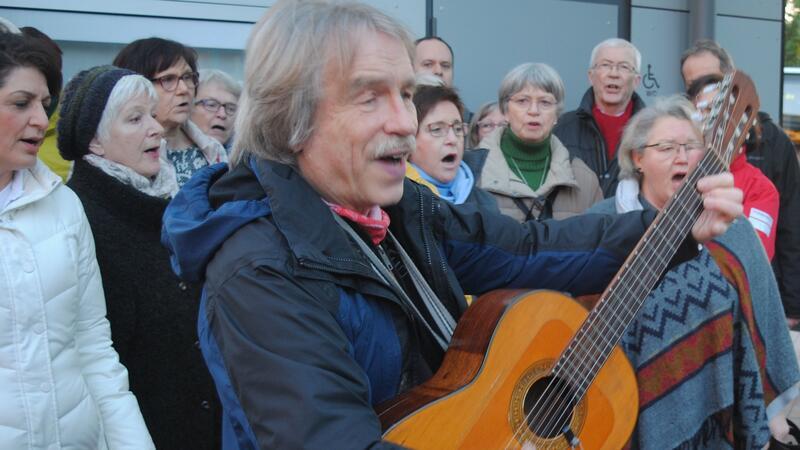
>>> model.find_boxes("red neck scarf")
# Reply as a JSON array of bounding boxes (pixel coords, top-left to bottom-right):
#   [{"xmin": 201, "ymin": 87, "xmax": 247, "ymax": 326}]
[
  {"xmin": 592, "ymin": 100, "xmax": 634, "ymax": 161},
  {"xmin": 327, "ymin": 202, "xmax": 391, "ymax": 245}
]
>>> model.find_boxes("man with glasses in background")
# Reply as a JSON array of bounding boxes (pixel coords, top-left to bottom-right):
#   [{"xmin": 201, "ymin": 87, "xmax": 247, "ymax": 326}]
[{"xmin": 554, "ymin": 38, "xmax": 646, "ymax": 197}]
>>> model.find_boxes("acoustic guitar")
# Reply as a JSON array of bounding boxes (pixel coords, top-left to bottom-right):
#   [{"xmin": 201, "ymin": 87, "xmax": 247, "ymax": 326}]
[{"xmin": 376, "ymin": 71, "xmax": 758, "ymax": 449}]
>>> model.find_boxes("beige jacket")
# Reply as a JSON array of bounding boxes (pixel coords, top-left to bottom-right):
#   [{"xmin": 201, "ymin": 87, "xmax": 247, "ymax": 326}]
[{"xmin": 477, "ymin": 129, "xmax": 603, "ymax": 221}]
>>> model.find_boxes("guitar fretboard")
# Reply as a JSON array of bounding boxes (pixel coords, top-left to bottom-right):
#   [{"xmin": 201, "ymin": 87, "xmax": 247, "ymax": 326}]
[
  {"xmin": 551, "ymin": 72, "xmax": 757, "ymax": 401},
  {"xmin": 554, "ymin": 150, "xmax": 725, "ymax": 399}
]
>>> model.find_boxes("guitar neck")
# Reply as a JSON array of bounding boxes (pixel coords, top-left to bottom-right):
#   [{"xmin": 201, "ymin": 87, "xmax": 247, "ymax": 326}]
[
  {"xmin": 554, "ymin": 150, "xmax": 724, "ymax": 398},
  {"xmin": 553, "ymin": 71, "xmax": 759, "ymax": 400},
  {"xmin": 549, "ymin": 70, "xmax": 759, "ymax": 405}
]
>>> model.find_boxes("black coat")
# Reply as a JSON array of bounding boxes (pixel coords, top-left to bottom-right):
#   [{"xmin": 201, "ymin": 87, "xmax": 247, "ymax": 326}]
[
  {"xmin": 745, "ymin": 112, "xmax": 800, "ymax": 317},
  {"xmin": 162, "ymin": 159, "xmax": 700, "ymax": 449},
  {"xmin": 68, "ymin": 159, "xmax": 221, "ymax": 450},
  {"xmin": 553, "ymin": 87, "xmax": 646, "ymax": 197}
]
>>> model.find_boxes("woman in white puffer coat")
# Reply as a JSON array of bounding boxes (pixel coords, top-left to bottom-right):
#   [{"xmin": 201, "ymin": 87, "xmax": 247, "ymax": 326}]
[{"xmin": 0, "ymin": 32, "xmax": 154, "ymax": 449}]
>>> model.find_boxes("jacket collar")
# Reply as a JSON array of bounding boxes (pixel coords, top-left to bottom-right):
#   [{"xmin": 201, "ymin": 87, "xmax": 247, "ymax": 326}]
[
  {"xmin": 2, "ymin": 160, "xmax": 61, "ymax": 215},
  {"xmin": 247, "ymin": 159, "xmax": 376, "ymax": 276},
  {"xmin": 576, "ymin": 87, "xmax": 646, "ymax": 117},
  {"xmin": 478, "ymin": 129, "xmax": 578, "ymax": 198},
  {"xmin": 461, "ymin": 148, "xmax": 489, "ymax": 184},
  {"xmin": 69, "ymin": 158, "xmax": 169, "ymax": 231}
]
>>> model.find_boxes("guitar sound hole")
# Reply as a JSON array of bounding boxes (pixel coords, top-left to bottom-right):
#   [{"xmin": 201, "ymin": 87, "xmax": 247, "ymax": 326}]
[{"xmin": 523, "ymin": 375, "xmax": 577, "ymax": 439}]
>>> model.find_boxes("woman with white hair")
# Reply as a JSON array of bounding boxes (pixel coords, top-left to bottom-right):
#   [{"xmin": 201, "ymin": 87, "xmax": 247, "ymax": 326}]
[
  {"xmin": 586, "ymin": 95, "xmax": 799, "ymax": 449},
  {"xmin": 477, "ymin": 62, "xmax": 602, "ymax": 221},
  {"xmin": 191, "ymin": 68, "xmax": 241, "ymax": 150},
  {"xmin": 58, "ymin": 65, "xmax": 221, "ymax": 450}
]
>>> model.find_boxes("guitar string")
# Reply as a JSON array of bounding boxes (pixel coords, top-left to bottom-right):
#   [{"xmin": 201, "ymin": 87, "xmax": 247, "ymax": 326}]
[
  {"xmin": 523, "ymin": 161, "xmax": 710, "ymax": 449},
  {"xmin": 505, "ymin": 78, "xmax": 746, "ymax": 449},
  {"xmin": 547, "ymin": 86, "xmax": 737, "ymax": 404},
  {"xmin": 505, "ymin": 151, "xmax": 719, "ymax": 449},
  {"xmin": 526, "ymin": 87, "xmax": 743, "ymax": 447},
  {"xmin": 506, "ymin": 79, "xmax": 740, "ymax": 449},
  {"xmin": 521, "ymin": 150, "xmax": 724, "ymax": 449},
  {"xmin": 506, "ymin": 155, "xmax": 713, "ymax": 449},
  {"xmin": 527, "ymin": 88, "xmax": 741, "ymax": 446},
  {"xmin": 511, "ymin": 116, "xmax": 730, "ymax": 448},
  {"xmin": 553, "ymin": 79, "xmax": 738, "ymax": 389}
]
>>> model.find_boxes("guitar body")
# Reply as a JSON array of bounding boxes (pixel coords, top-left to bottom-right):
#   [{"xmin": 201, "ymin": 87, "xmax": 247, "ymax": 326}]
[
  {"xmin": 377, "ymin": 71, "xmax": 759, "ymax": 450},
  {"xmin": 376, "ymin": 290, "xmax": 637, "ymax": 449}
]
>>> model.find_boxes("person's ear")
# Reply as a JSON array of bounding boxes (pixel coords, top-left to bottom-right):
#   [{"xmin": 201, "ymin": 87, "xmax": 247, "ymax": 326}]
[
  {"xmin": 88, "ymin": 137, "xmax": 105, "ymax": 156},
  {"xmin": 631, "ymin": 150, "xmax": 643, "ymax": 172}
]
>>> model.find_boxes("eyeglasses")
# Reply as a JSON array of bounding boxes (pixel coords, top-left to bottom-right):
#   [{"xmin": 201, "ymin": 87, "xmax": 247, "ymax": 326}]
[
  {"xmin": 508, "ymin": 96, "xmax": 557, "ymax": 112},
  {"xmin": 195, "ymin": 98, "xmax": 238, "ymax": 116},
  {"xmin": 150, "ymin": 72, "xmax": 199, "ymax": 92},
  {"xmin": 425, "ymin": 121, "xmax": 467, "ymax": 137},
  {"xmin": 642, "ymin": 141, "xmax": 705, "ymax": 158},
  {"xmin": 592, "ymin": 62, "xmax": 637, "ymax": 75},
  {"xmin": 478, "ymin": 121, "xmax": 508, "ymax": 132}
]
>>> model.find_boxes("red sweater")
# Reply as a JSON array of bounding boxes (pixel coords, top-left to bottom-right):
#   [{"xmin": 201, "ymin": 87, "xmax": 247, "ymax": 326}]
[
  {"xmin": 592, "ymin": 101, "xmax": 634, "ymax": 161},
  {"xmin": 731, "ymin": 149, "xmax": 779, "ymax": 260}
]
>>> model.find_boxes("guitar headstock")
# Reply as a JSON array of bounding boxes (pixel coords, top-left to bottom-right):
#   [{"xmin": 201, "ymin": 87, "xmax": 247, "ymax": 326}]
[{"xmin": 699, "ymin": 70, "xmax": 760, "ymax": 168}]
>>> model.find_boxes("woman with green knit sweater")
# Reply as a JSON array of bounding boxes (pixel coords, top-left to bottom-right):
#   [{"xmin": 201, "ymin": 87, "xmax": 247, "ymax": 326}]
[{"xmin": 477, "ymin": 63, "xmax": 602, "ymax": 221}]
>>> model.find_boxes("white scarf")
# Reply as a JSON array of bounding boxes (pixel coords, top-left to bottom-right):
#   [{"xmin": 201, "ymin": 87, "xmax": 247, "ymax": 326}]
[
  {"xmin": 614, "ymin": 178, "xmax": 644, "ymax": 213},
  {"xmin": 83, "ymin": 153, "xmax": 179, "ymax": 199}
]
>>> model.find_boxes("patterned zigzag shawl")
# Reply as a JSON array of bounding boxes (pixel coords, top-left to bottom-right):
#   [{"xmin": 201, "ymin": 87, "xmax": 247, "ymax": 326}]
[{"xmin": 621, "ymin": 218, "xmax": 799, "ymax": 449}]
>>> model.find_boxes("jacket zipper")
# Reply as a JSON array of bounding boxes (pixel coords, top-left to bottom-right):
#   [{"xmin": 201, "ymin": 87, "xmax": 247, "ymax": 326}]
[
  {"xmin": 577, "ymin": 109, "xmax": 608, "ymax": 175},
  {"xmin": 417, "ymin": 186, "xmax": 449, "ymax": 301}
]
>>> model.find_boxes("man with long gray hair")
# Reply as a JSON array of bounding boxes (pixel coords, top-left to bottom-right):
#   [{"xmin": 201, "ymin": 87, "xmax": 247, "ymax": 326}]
[{"xmin": 160, "ymin": 1, "xmax": 742, "ymax": 448}]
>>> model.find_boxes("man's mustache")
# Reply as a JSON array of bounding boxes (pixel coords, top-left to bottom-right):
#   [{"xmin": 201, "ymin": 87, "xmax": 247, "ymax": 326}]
[{"xmin": 372, "ymin": 135, "xmax": 416, "ymax": 159}]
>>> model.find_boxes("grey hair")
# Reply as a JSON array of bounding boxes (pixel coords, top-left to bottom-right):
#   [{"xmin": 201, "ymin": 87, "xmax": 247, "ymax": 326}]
[
  {"xmin": 589, "ymin": 38, "xmax": 641, "ymax": 73},
  {"xmin": 617, "ymin": 95, "xmax": 701, "ymax": 181},
  {"xmin": 498, "ymin": 62, "xmax": 566, "ymax": 115},
  {"xmin": 467, "ymin": 101, "xmax": 499, "ymax": 148},
  {"xmin": 680, "ymin": 39, "xmax": 735, "ymax": 73},
  {"xmin": 230, "ymin": 0, "xmax": 415, "ymax": 167},
  {"xmin": 95, "ymin": 74, "xmax": 159, "ymax": 143},
  {"xmin": 415, "ymin": 72, "xmax": 445, "ymax": 87},
  {"xmin": 198, "ymin": 68, "xmax": 242, "ymax": 98},
  {"xmin": 0, "ymin": 17, "xmax": 20, "ymax": 34}
]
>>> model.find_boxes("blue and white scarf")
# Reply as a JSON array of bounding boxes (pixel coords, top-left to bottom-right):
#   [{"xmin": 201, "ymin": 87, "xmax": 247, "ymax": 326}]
[{"xmin": 411, "ymin": 161, "xmax": 474, "ymax": 205}]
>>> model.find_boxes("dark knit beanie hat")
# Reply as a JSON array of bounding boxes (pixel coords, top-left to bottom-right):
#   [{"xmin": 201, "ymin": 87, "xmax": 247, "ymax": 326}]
[{"xmin": 57, "ymin": 65, "xmax": 137, "ymax": 161}]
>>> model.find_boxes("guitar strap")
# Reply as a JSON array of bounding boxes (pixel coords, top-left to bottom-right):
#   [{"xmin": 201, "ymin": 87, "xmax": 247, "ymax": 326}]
[
  {"xmin": 331, "ymin": 212, "xmax": 455, "ymax": 351},
  {"xmin": 513, "ymin": 186, "xmax": 561, "ymax": 221}
]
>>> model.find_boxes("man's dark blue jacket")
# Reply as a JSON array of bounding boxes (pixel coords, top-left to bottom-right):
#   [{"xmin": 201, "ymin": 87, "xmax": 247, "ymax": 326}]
[{"xmin": 161, "ymin": 158, "xmax": 669, "ymax": 449}]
